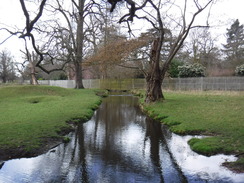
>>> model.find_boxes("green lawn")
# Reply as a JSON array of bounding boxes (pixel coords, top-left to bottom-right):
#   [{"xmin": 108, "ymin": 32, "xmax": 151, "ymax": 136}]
[
  {"xmin": 138, "ymin": 90, "xmax": 244, "ymax": 172},
  {"xmin": 0, "ymin": 85, "xmax": 102, "ymax": 154}
]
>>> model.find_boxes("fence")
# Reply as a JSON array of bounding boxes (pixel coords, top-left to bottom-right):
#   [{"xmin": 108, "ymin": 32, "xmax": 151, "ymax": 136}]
[
  {"xmin": 163, "ymin": 77, "xmax": 244, "ymax": 91},
  {"xmin": 38, "ymin": 80, "xmax": 76, "ymax": 88},
  {"xmin": 37, "ymin": 77, "xmax": 244, "ymax": 91},
  {"xmin": 38, "ymin": 79, "xmax": 146, "ymax": 90}
]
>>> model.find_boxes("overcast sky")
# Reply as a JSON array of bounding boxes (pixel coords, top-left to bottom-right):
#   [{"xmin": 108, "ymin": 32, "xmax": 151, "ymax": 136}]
[{"xmin": 0, "ymin": 0, "xmax": 243, "ymax": 62}]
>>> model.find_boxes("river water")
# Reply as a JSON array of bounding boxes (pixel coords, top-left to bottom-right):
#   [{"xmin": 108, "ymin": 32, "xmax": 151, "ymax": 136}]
[{"xmin": 0, "ymin": 94, "xmax": 243, "ymax": 183}]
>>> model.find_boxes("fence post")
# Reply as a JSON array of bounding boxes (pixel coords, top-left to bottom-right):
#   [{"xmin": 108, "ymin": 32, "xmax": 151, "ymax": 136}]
[
  {"xmin": 132, "ymin": 79, "xmax": 134, "ymax": 90},
  {"xmin": 201, "ymin": 77, "xmax": 203, "ymax": 91},
  {"xmin": 240, "ymin": 78, "xmax": 242, "ymax": 91},
  {"xmin": 178, "ymin": 77, "xmax": 181, "ymax": 90},
  {"xmin": 225, "ymin": 77, "xmax": 227, "ymax": 91}
]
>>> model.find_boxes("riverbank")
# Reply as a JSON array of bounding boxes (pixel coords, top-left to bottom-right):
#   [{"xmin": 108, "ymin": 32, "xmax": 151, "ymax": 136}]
[
  {"xmin": 0, "ymin": 85, "xmax": 103, "ymax": 160},
  {"xmin": 134, "ymin": 90, "xmax": 244, "ymax": 172}
]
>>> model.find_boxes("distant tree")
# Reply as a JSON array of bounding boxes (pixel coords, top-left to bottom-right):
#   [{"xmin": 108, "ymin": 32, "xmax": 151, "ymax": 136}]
[
  {"xmin": 188, "ymin": 28, "xmax": 220, "ymax": 66},
  {"xmin": 84, "ymin": 6, "xmax": 126, "ymax": 79},
  {"xmin": 0, "ymin": 50, "xmax": 16, "ymax": 83},
  {"xmin": 223, "ymin": 19, "xmax": 244, "ymax": 66}
]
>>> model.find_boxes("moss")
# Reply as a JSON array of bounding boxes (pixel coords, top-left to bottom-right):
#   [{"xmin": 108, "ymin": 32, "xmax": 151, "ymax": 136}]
[
  {"xmin": 188, "ymin": 138, "xmax": 221, "ymax": 156},
  {"xmin": 63, "ymin": 137, "xmax": 71, "ymax": 143},
  {"xmin": 188, "ymin": 137, "xmax": 234, "ymax": 156}
]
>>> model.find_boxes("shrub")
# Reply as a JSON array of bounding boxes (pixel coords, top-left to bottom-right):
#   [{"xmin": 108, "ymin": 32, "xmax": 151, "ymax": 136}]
[
  {"xmin": 178, "ymin": 63, "xmax": 205, "ymax": 77},
  {"xmin": 58, "ymin": 73, "xmax": 68, "ymax": 80},
  {"xmin": 168, "ymin": 59, "xmax": 184, "ymax": 78},
  {"xmin": 235, "ymin": 64, "xmax": 244, "ymax": 76}
]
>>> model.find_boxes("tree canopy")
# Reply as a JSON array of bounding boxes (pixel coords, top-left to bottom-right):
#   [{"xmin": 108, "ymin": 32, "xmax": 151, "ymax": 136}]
[{"xmin": 223, "ymin": 19, "xmax": 244, "ymax": 65}]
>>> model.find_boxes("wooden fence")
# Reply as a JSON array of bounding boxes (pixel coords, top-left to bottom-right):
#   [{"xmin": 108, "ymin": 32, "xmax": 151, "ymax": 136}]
[{"xmin": 37, "ymin": 77, "xmax": 244, "ymax": 91}]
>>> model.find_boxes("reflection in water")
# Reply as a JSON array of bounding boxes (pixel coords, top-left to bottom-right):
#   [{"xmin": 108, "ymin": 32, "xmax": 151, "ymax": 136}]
[
  {"xmin": 0, "ymin": 95, "xmax": 243, "ymax": 183},
  {"xmin": 166, "ymin": 133, "xmax": 244, "ymax": 183}
]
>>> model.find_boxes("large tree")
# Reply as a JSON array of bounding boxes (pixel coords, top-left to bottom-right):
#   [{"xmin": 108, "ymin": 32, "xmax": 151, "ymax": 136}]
[
  {"xmin": 107, "ymin": 0, "xmax": 214, "ymax": 102},
  {"xmin": 19, "ymin": 0, "xmax": 86, "ymax": 88},
  {"xmin": 223, "ymin": 19, "xmax": 244, "ymax": 66}
]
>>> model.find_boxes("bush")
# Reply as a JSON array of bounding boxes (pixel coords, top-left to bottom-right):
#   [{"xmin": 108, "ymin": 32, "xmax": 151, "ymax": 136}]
[
  {"xmin": 235, "ymin": 64, "xmax": 244, "ymax": 76},
  {"xmin": 168, "ymin": 59, "xmax": 184, "ymax": 78},
  {"xmin": 58, "ymin": 73, "xmax": 68, "ymax": 80},
  {"xmin": 178, "ymin": 63, "xmax": 205, "ymax": 77}
]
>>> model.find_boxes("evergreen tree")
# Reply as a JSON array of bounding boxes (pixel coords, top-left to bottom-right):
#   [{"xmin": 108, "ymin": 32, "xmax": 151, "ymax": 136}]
[{"xmin": 223, "ymin": 19, "xmax": 244, "ymax": 65}]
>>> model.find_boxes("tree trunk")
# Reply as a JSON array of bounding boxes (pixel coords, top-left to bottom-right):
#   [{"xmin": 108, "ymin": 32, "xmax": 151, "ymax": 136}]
[
  {"xmin": 145, "ymin": 38, "xmax": 164, "ymax": 103},
  {"xmin": 74, "ymin": 0, "xmax": 85, "ymax": 89},
  {"xmin": 2, "ymin": 76, "xmax": 7, "ymax": 83},
  {"xmin": 30, "ymin": 73, "xmax": 38, "ymax": 85},
  {"xmin": 145, "ymin": 69, "xmax": 164, "ymax": 103},
  {"xmin": 74, "ymin": 62, "xmax": 84, "ymax": 89},
  {"xmin": 30, "ymin": 62, "xmax": 38, "ymax": 85}
]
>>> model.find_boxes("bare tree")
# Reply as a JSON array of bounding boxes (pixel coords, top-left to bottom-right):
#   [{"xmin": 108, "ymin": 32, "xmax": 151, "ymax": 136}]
[
  {"xmin": 108, "ymin": 0, "xmax": 215, "ymax": 102},
  {"xmin": 188, "ymin": 28, "xmax": 219, "ymax": 63},
  {"xmin": 0, "ymin": 50, "xmax": 16, "ymax": 83},
  {"xmin": 1, "ymin": 0, "xmax": 71, "ymax": 81},
  {"xmin": 46, "ymin": 0, "xmax": 104, "ymax": 88},
  {"xmin": 84, "ymin": 6, "xmax": 126, "ymax": 79}
]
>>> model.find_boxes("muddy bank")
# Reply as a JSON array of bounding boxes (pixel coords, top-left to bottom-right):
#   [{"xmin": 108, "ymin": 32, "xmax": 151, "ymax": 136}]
[
  {"xmin": 0, "ymin": 119, "xmax": 80, "ymax": 161},
  {"xmin": 0, "ymin": 137, "xmax": 63, "ymax": 161}
]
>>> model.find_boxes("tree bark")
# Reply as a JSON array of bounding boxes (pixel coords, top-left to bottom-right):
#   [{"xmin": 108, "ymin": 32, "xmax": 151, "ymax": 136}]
[
  {"xmin": 74, "ymin": 62, "xmax": 84, "ymax": 89},
  {"xmin": 145, "ymin": 38, "xmax": 164, "ymax": 103},
  {"xmin": 29, "ymin": 61, "xmax": 38, "ymax": 85},
  {"xmin": 145, "ymin": 73, "xmax": 164, "ymax": 103},
  {"xmin": 30, "ymin": 73, "xmax": 38, "ymax": 85}
]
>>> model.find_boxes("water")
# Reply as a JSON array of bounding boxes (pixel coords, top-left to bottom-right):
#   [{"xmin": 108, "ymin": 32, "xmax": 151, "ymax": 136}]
[{"xmin": 0, "ymin": 95, "xmax": 243, "ymax": 183}]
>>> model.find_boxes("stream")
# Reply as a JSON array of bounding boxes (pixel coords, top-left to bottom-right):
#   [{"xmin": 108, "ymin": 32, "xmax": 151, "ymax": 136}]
[{"xmin": 0, "ymin": 94, "xmax": 243, "ymax": 183}]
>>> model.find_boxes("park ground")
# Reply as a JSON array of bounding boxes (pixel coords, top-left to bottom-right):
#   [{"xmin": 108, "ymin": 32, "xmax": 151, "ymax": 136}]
[
  {"xmin": 0, "ymin": 85, "xmax": 243, "ymax": 172},
  {"xmin": 133, "ymin": 89, "xmax": 244, "ymax": 172},
  {"xmin": 0, "ymin": 85, "xmax": 104, "ymax": 160}
]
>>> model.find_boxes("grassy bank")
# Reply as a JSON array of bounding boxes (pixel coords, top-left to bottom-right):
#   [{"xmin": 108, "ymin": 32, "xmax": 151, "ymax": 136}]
[
  {"xmin": 136, "ymin": 90, "xmax": 244, "ymax": 172},
  {"xmin": 0, "ymin": 85, "xmax": 102, "ymax": 159}
]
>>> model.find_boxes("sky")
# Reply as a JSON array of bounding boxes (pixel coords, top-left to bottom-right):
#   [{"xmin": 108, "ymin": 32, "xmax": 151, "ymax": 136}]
[{"xmin": 0, "ymin": 0, "xmax": 244, "ymax": 62}]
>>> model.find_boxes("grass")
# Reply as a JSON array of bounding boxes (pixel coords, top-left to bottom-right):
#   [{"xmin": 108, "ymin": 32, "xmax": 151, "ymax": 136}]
[
  {"xmin": 0, "ymin": 85, "xmax": 102, "ymax": 156},
  {"xmin": 137, "ymin": 90, "xmax": 244, "ymax": 172}
]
